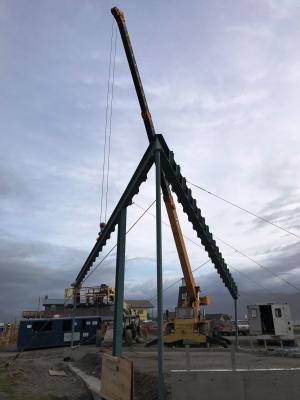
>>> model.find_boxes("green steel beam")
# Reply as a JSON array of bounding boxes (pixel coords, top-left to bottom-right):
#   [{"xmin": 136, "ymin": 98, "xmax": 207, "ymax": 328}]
[
  {"xmin": 74, "ymin": 142, "xmax": 155, "ymax": 286},
  {"xmin": 157, "ymin": 134, "xmax": 238, "ymax": 299}
]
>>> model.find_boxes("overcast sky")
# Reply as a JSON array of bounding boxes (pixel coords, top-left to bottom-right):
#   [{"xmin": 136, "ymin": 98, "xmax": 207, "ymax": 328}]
[{"xmin": 1, "ymin": 0, "xmax": 300, "ymax": 321}]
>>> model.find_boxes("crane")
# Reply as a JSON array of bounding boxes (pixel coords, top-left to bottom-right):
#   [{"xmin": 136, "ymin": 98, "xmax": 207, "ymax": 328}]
[
  {"xmin": 72, "ymin": 7, "xmax": 238, "ymax": 347},
  {"xmin": 111, "ymin": 7, "xmax": 211, "ymax": 345}
]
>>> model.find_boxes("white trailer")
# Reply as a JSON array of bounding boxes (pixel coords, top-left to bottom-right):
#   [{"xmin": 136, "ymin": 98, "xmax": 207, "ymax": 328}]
[{"xmin": 247, "ymin": 303, "xmax": 296, "ymax": 347}]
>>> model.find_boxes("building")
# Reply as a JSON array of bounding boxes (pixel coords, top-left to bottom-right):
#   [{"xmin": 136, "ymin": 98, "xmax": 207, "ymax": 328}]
[
  {"xmin": 205, "ymin": 313, "xmax": 232, "ymax": 322},
  {"xmin": 125, "ymin": 300, "xmax": 154, "ymax": 321},
  {"xmin": 22, "ymin": 295, "xmax": 114, "ymax": 319},
  {"xmin": 22, "ymin": 285, "xmax": 154, "ymax": 322}
]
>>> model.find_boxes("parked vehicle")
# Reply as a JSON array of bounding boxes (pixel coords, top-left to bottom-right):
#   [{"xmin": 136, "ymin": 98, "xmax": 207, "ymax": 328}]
[
  {"xmin": 205, "ymin": 314, "xmax": 233, "ymax": 336},
  {"xmin": 141, "ymin": 320, "xmax": 158, "ymax": 336}
]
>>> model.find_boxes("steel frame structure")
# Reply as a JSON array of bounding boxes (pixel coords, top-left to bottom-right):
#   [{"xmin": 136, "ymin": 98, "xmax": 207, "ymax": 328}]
[
  {"xmin": 74, "ymin": 134, "xmax": 238, "ymax": 299},
  {"xmin": 73, "ymin": 7, "xmax": 238, "ymax": 398},
  {"xmin": 73, "ymin": 134, "xmax": 238, "ymax": 399}
]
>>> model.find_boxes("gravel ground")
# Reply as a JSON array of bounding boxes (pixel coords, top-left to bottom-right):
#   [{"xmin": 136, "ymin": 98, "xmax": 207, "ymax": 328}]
[
  {"xmin": 0, "ymin": 348, "xmax": 92, "ymax": 400},
  {"xmin": 74, "ymin": 350, "xmax": 171, "ymax": 400},
  {"xmin": 75, "ymin": 344, "xmax": 300, "ymax": 400},
  {"xmin": 1, "ymin": 342, "xmax": 299, "ymax": 400}
]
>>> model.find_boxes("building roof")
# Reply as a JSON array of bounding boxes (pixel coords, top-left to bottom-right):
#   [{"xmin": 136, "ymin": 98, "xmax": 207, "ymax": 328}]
[
  {"xmin": 205, "ymin": 313, "xmax": 230, "ymax": 320},
  {"xmin": 125, "ymin": 300, "xmax": 154, "ymax": 309},
  {"xmin": 42, "ymin": 298, "xmax": 72, "ymax": 306}
]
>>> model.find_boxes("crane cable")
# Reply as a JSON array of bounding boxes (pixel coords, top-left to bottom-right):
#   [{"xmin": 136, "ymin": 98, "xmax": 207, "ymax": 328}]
[
  {"xmin": 187, "ymin": 180, "xmax": 300, "ymax": 241},
  {"xmin": 133, "ymin": 201, "xmax": 300, "ymax": 294},
  {"xmin": 148, "ymin": 260, "xmax": 210, "ymax": 303},
  {"xmin": 82, "ymin": 200, "xmax": 156, "ymax": 284},
  {"xmin": 104, "ymin": 24, "xmax": 117, "ymax": 222},
  {"xmin": 100, "ymin": 21, "xmax": 117, "ymax": 224},
  {"xmin": 148, "ymin": 258, "xmax": 285, "ymax": 305}
]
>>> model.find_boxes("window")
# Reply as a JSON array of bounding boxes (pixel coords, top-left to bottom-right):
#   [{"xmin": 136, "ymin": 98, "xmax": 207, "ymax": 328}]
[
  {"xmin": 82, "ymin": 320, "xmax": 87, "ymax": 330},
  {"xmin": 275, "ymin": 308, "xmax": 282, "ymax": 318},
  {"xmin": 251, "ymin": 309, "xmax": 257, "ymax": 318},
  {"xmin": 32, "ymin": 320, "xmax": 52, "ymax": 333},
  {"xmin": 63, "ymin": 320, "xmax": 72, "ymax": 332}
]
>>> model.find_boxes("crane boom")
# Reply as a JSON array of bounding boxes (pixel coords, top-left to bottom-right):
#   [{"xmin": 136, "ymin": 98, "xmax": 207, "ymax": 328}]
[{"xmin": 111, "ymin": 7, "xmax": 198, "ymax": 304}]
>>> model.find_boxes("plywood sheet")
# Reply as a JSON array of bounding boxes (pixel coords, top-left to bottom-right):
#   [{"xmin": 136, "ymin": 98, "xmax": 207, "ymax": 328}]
[{"xmin": 100, "ymin": 354, "xmax": 133, "ymax": 400}]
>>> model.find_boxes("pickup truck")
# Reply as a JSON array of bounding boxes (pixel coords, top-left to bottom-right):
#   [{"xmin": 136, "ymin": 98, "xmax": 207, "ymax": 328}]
[{"xmin": 206, "ymin": 314, "xmax": 234, "ymax": 336}]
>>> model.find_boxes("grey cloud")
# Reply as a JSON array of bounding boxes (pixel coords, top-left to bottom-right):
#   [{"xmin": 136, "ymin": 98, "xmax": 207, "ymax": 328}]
[
  {"xmin": 1, "ymin": 0, "xmax": 300, "ymax": 323},
  {"xmin": 253, "ymin": 198, "xmax": 300, "ymax": 233},
  {"xmin": 0, "ymin": 166, "xmax": 29, "ymax": 199},
  {"xmin": 0, "ymin": 237, "xmax": 88, "ymax": 319},
  {"xmin": 132, "ymin": 268, "xmax": 300, "ymax": 320}
]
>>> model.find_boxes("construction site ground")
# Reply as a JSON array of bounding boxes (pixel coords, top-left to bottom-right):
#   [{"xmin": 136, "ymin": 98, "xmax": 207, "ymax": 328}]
[
  {"xmin": 1, "ymin": 335, "xmax": 300, "ymax": 400},
  {"xmin": 0, "ymin": 349, "xmax": 92, "ymax": 400}
]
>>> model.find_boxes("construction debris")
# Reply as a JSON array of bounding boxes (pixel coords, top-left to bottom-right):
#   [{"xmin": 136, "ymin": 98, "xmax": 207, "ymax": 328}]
[{"xmin": 48, "ymin": 369, "xmax": 67, "ymax": 376}]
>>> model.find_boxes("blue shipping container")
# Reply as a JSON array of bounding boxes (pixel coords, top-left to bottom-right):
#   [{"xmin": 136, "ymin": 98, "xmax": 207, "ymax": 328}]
[{"xmin": 17, "ymin": 316, "xmax": 107, "ymax": 350}]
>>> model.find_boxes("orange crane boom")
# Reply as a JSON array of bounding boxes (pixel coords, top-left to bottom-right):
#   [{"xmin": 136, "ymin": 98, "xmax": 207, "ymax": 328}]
[{"xmin": 111, "ymin": 7, "xmax": 198, "ymax": 307}]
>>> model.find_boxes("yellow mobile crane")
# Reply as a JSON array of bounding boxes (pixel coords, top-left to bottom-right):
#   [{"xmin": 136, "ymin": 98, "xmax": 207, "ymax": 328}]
[
  {"xmin": 111, "ymin": 7, "xmax": 211, "ymax": 346},
  {"xmin": 73, "ymin": 7, "xmax": 238, "ymax": 348}
]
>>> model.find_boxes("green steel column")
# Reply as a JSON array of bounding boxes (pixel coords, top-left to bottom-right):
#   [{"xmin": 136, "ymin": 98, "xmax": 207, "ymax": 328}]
[
  {"xmin": 155, "ymin": 149, "xmax": 165, "ymax": 400},
  {"xmin": 234, "ymin": 298, "xmax": 238, "ymax": 350},
  {"xmin": 71, "ymin": 286, "xmax": 77, "ymax": 347},
  {"xmin": 112, "ymin": 207, "xmax": 127, "ymax": 357}
]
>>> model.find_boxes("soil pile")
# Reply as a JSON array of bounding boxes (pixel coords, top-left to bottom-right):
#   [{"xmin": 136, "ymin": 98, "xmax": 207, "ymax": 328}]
[
  {"xmin": 0, "ymin": 350, "xmax": 92, "ymax": 400},
  {"xmin": 75, "ymin": 352, "xmax": 102, "ymax": 377},
  {"xmin": 75, "ymin": 351, "xmax": 171, "ymax": 400}
]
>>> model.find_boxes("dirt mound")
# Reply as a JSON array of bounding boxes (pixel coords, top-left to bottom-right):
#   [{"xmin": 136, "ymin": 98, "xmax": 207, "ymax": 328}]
[
  {"xmin": 134, "ymin": 370, "xmax": 158, "ymax": 400},
  {"xmin": 75, "ymin": 352, "xmax": 171, "ymax": 400},
  {"xmin": 0, "ymin": 351, "xmax": 92, "ymax": 400},
  {"xmin": 134, "ymin": 370, "xmax": 171, "ymax": 400},
  {"xmin": 75, "ymin": 352, "xmax": 102, "ymax": 377}
]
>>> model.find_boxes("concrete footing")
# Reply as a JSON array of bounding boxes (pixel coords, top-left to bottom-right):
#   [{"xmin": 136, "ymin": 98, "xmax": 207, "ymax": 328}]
[
  {"xmin": 171, "ymin": 368, "xmax": 300, "ymax": 400},
  {"xmin": 68, "ymin": 364, "xmax": 101, "ymax": 400}
]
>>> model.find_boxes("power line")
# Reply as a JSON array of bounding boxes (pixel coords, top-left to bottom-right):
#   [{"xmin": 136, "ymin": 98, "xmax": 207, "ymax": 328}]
[
  {"xmin": 148, "ymin": 259, "xmax": 283, "ymax": 305},
  {"xmin": 133, "ymin": 201, "xmax": 300, "ymax": 294},
  {"xmin": 133, "ymin": 201, "xmax": 205, "ymax": 250},
  {"xmin": 187, "ymin": 180, "xmax": 300, "ymax": 241},
  {"xmin": 228, "ymin": 264, "xmax": 283, "ymax": 302},
  {"xmin": 149, "ymin": 260, "xmax": 211, "ymax": 303},
  {"xmin": 82, "ymin": 200, "xmax": 156, "ymax": 284},
  {"xmin": 214, "ymin": 235, "xmax": 300, "ymax": 293},
  {"xmin": 148, "ymin": 260, "xmax": 279, "ymax": 306}
]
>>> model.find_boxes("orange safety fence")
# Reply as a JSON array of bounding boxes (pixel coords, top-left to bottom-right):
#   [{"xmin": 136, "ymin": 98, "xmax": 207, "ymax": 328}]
[{"xmin": 0, "ymin": 326, "xmax": 18, "ymax": 348}]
